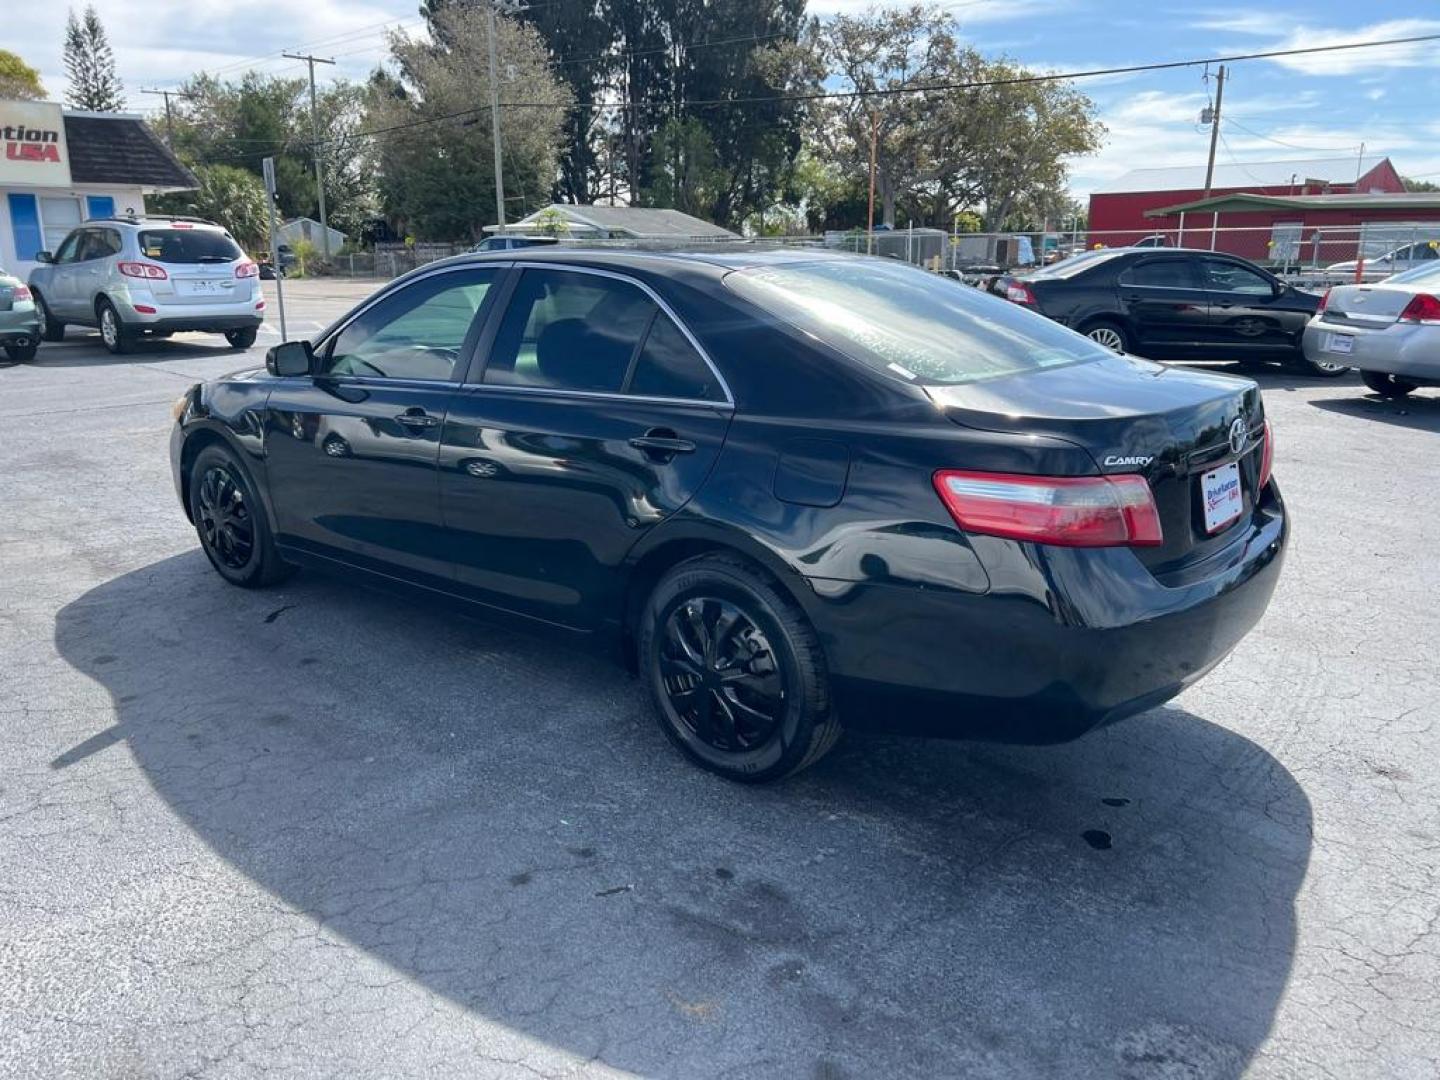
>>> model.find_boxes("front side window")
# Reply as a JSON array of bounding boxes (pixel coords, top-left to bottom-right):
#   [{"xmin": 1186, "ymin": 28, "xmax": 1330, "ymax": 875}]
[
  {"xmin": 1201, "ymin": 259, "xmax": 1274, "ymax": 295},
  {"xmin": 484, "ymin": 269, "xmax": 658, "ymax": 393},
  {"xmin": 726, "ymin": 258, "xmax": 1111, "ymax": 386},
  {"xmin": 324, "ymin": 269, "xmax": 496, "ymax": 381},
  {"xmin": 1120, "ymin": 259, "xmax": 1199, "ymax": 289},
  {"xmin": 138, "ymin": 229, "xmax": 244, "ymax": 264},
  {"xmin": 53, "ymin": 231, "xmax": 84, "ymax": 264},
  {"xmin": 80, "ymin": 229, "xmax": 120, "ymax": 261}
]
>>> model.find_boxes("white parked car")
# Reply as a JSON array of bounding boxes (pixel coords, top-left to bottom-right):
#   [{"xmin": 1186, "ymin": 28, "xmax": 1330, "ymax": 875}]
[
  {"xmin": 27, "ymin": 215, "xmax": 264, "ymax": 355},
  {"xmin": 1325, "ymin": 239, "xmax": 1440, "ymax": 281},
  {"xmin": 1301, "ymin": 262, "xmax": 1440, "ymax": 397}
]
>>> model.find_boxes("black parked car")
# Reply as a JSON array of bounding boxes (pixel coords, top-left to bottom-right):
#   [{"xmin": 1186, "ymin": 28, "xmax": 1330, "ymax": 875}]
[
  {"xmin": 995, "ymin": 247, "xmax": 1336, "ymax": 375},
  {"xmin": 170, "ymin": 250, "xmax": 1286, "ymax": 782}
]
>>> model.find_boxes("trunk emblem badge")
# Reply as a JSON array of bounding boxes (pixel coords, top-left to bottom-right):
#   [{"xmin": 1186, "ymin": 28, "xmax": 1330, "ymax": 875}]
[{"xmin": 1228, "ymin": 418, "xmax": 1247, "ymax": 455}]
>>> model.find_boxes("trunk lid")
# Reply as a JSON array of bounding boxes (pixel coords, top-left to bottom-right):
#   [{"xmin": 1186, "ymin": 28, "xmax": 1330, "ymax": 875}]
[
  {"xmin": 1320, "ymin": 283, "xmax": 1418, "ymax": 327},
  {"xmin": 926, "ymin": 354, "xmax": 1266, "ymax": 572}
]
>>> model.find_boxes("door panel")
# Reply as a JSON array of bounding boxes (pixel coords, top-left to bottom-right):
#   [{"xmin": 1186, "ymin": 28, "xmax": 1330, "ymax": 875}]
[
  {"xmin": 1200, "ymin": 258, "xmax": 1305, "ymax": 354},
  {"xmin": 1116, "ymin": 257, "xmax": 1209, "ymax": 353},
  {"xmin": 438, "ymin": 390, "xmax": 731, "ymax": 629},
  {"xmin": 262, "ymin": 266, "xmax": 501, "ymax": 581}
]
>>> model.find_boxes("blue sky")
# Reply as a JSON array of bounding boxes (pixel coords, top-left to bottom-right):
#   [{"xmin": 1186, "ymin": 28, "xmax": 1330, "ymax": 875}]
[{"xmin": 12, "ymin": 0, "xmax": 1440, "ymax": 197}]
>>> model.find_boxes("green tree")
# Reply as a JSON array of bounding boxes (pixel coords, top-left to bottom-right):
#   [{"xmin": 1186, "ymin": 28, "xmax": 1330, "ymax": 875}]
[
  {"xmin": 0, "ymin": 50, "xmax": 46, "ymax": 100},
  {"xmin": 1403, "ymin": 177, "xmax": 1440, "ymax": 193},
  {"xmin": 150, "ymin": 164, "xmax": 270, "ymax": 250},
  {"xmin": 368, "ymin": 9, "xmax": 571, "ymax": 240},
  {"xmin": 64, "ymin": 5, "xmax": 125, "ymax": 112}
]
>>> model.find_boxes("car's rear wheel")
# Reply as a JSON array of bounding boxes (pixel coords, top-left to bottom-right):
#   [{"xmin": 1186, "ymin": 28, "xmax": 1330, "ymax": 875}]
[
  {"xmin": 1287, "ymin": 352, "xmax": 1350, "ymax": 378},
  {"xmin": 32, "ymin": 291, "xmax": 64, "ymax": 342},
  {"xmin": 638, "ymin": 553, "xmax": 841, "ymax": 783},
  {"xmin": 4, "ymin": 342, "xmax": 38, "ymax": 363},
  {"xmin": 225, "ymin": 327, "xmax": 258, "ymax": 350},
  {"xmin": 1081, "ymin": 319, "xmax": 1130, "ymax": 353},
  {"xmin": 1361, "ymin": 370, "xmax": 1417, "ymax": 398},
  {"xmin": 97, "ymin": 300, "xmax": 133, "ymax": 355},
  {"xmin": 189, "ymin": 444, "xmax": 292, "ymax": 588}
]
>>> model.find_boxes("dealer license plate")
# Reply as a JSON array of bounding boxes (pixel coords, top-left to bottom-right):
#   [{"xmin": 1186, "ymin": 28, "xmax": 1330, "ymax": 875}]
[
  {"xmin": 1201, "ymin": 461, "xmax": 1243, "ymax": 534},
  {"xmin": 1324, "ymin": 332, "xmax": 1354, "ymax": 355}
]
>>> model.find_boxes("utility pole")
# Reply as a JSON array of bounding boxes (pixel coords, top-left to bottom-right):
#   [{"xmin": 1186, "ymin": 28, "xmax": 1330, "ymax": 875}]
[
  {"xmin": 262, "ymin": 157, "xmax": 288, "ymax": 341},
  {"xmin": 1200, "ymin": 64, "xmax": 1226, "ymax": 252},
  {"xmin": 484, "ymin": 1, "xmax": 528, "ymax": 235},
  {"xmin": 866, "ymin": 109, "xmax": 878, "ymax": 256},
  {"xmin": 140, "ymin": 88, "xmax": 192, "ymax": 145},
  {"xmin": 283, "ymin": 52, "xmax": 336, "ymax": 262}
]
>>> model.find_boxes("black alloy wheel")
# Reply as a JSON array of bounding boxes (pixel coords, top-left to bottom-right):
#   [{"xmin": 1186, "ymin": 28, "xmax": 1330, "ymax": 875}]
[
  {"xmin": 196, "ymin": 464, "xmax": 255, "ymax": 572},
  {"xmin": 188, "ymin": 444, "xmax": 291, "ymax": 588},
  {"xmin": 660, "ymin": 597, "xmax": 785, "ymax": 754},
  {"xmin": 640, "ymin": 553, "xmax": 841, "ymax": 783}
]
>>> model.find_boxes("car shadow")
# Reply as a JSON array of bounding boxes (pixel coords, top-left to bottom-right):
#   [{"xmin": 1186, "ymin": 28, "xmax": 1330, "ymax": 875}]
[
  {"xmin": 1171, "ymin": 359, "xmax": 1360, "ymax": 393},
  {"xmin": 53, "ymin": 552, "xmax": 1312, "ymax": 1077},
  {"xmin": 25, "ymin": 335, "xmax": 261, "ymax": 367},
  {"xmin": 1309, "ymin": 392, "xmax": 1440, "ymax": 432}
]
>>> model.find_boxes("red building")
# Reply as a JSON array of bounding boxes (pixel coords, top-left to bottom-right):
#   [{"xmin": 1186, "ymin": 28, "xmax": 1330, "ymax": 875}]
[{"xmin": 1088, "ymin": 156, "xmax": 1405, "ymax": 247}]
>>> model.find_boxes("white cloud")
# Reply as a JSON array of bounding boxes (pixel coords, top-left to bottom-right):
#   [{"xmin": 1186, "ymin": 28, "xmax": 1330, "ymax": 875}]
[{"xmin": 1190, "ymin": 15, "xmax": 1440, "ymax": 75}]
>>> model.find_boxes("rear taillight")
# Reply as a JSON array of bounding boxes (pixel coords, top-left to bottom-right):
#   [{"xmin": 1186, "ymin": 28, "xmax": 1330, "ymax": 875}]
[
  {"xmin": 1258, "ymin": 419, "xmax": 1274, "ymax": 492},
  {"xmin": 1006, "ymin": 282, "xmax": 1036, "ymax": 305},
  {"xmin": 236, "ymin": 261, "xmax": 259, "ymax": 279},
  {"xmin": 12, "ymin": 284, "xmax": 31, "ymax": 301},
  {"xmin": 1398, "ymin": 293, "xmax": 1440, "ymax": 324},
  {"xmin": 118, "ymin": 261, "xmax": 168, "ymax": 280},
  {"xmin": 1316, "ymin": 287, "xmax": 1331, "ymax": 314},
  {"xmin": 933, "ymin": 470, "xmax": 1163, "ymax": 548}
]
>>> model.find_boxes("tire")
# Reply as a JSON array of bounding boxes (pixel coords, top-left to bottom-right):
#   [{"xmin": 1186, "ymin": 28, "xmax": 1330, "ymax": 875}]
[
  {"xmin": 1286, "ymin": 351, "xmax": 1350, "ymax": 378},
  {"xmin": 1081, "ymin": 318, "xmax": 1130, "ymax": 353},
  {"xmin": 638, "ymin": 553, "xmax": 841, "ymax": 783},
  {"xmin": 1361, "ymin": 370, "xmax": 1417, "ymax": 398},
  {"xmin": 188, "ymin": 443, "xmax": 292, "ymax": 588},
  {"xmin": 97, "ymin": 299, "xmax": 133, "ymax": 355},
  {"xmin": 4, "ymin": 342, "xmax": 38, "ymax": 363},
  {"xmin": 32, "ymin": 291, "xmax": 64, "ymax": 342},
  {"xmin": 225, "ymin": 327, "xmax": 258, "ymax": 350}
]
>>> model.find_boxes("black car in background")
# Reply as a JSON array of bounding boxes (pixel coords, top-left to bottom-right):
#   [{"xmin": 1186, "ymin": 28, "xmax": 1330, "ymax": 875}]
[
  {"xmin": 169, "ymin": 250, "xmax": 1286, "ymax": 783},
  {"xmin": 996, "ymin": 248, "xmax": 1336, "ymax": 376}
]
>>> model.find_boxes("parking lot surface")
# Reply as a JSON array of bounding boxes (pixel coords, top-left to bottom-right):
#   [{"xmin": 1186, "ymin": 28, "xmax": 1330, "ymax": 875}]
[{"xmin": 3, "ymin": 279, "xmax": 1438, "ymax": 1079}]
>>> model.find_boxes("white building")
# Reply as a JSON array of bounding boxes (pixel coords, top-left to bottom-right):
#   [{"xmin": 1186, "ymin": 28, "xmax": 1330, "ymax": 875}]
[
  {"xmin": 1, "ymin": 99, "xmax": 196, "ymax": 276},
  {"xmin": 276, "ymin": 216, "xmax": 346, "ymax": 253}
]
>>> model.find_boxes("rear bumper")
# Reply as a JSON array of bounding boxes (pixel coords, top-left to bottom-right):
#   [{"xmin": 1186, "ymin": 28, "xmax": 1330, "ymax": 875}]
[
  {"xmin": 800, "ymin": 484, "xmax": 1288, "ymax": 743},
  {"xmin": 113, "ymin": 288, "xmax": 264, "ymax": 332},
  {"xmin": 1303, "ymin": 319, "xmax": 1440, "ymax": 380}
]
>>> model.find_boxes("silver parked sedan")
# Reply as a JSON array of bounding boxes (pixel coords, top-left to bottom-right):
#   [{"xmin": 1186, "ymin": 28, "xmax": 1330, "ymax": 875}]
[{"xmin": 1302, "ymin": 262, "xmax": 1440, "ymax": 398}]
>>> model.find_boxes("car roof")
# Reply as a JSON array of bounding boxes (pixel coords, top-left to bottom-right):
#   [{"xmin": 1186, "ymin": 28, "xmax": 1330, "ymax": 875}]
[
  {"xmin": 427, "ymin": 245, "xmax": 869, "ymax": 277},
  {"xmin": 85, "ymin": 216, "xmax": 226, "ymax": 230}
]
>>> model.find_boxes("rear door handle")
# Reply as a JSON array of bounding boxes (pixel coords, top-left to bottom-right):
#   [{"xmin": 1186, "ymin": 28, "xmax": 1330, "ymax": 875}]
[{"xmin": 395, "ymin": 410, "xmax": 440, "ymax": 428}]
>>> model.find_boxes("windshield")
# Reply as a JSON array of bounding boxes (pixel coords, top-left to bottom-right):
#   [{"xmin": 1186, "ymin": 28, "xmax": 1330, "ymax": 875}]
[
  {"xmin": 726, "ymin": 258, "xmax": 1111, "ymax": 386},
  {"xmin": 138, "ymin": 229, "xmax": 244, "ymax": 264},
  {"xmin": 1386, "ymin": 262, "xmax": 1440, "ymax": 286}
]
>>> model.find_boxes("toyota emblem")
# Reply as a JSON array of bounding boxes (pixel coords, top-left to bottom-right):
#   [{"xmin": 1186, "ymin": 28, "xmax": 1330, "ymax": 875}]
[{"xmin": 1228, "ymin": 417, "xmax": 1247, "ymax": 456}]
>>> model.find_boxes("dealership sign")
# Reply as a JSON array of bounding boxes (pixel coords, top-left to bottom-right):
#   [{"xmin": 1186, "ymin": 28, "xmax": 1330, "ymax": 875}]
[{"xmin": 0, "ymin": 100, "xmax": 72, "ymax": 187}]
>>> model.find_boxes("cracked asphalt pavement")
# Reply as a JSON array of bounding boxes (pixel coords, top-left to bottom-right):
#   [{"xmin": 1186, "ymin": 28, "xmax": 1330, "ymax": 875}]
[{"xmin": 2, "ymin": 280, "xmax": 1437, "ymax": 1079}]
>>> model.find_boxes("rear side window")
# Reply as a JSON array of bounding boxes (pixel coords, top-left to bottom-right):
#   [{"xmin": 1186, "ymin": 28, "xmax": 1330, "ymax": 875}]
[
  {"xmin": 138, "ymin": 229, "xmax": 243, "ymax": 264},
  {"xmin": 726, "ymin": 259, "xmax": 1111, "ymax": 386},
  {"xmin": 629, "ymin": 314, "xmax": 724, "ymax": 401},
  {"xmin": 485, "ymin": 269, "xmax": 657, "ymax": 393},
  {"xmin": 1120, "ymin": 259, "xmax": 1199, "ymax": 289}
]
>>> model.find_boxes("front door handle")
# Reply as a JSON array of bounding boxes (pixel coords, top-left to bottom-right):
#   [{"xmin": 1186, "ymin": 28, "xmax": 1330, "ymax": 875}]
[
  {"xmin": 629, "ymin": 429, "xmax": 696, "ymax": 459},
  {"xmin": 395, "ymin": 410, "xmax": 439, "ymax": 428}
]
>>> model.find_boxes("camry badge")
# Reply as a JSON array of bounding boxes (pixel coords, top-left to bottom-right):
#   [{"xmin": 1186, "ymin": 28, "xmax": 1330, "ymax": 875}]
[
  {"xmin": 1103, "ymin": 455, "xmax": 1153, "ymax": 468},
  {"xmin": 1228, "ymin": 417, "xmax": 1247, "ymax": 456}
]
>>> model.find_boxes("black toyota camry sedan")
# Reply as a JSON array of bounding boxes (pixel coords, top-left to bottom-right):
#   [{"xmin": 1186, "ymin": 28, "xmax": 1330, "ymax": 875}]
[{"xmin": 170, "ymin": 249, "xmax": 1286, "ymax": 782}]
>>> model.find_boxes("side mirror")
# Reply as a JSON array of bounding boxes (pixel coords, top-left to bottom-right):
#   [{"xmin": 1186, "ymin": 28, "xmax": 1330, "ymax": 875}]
[
  {"xmin": 34, "ymin": 251, "xmax": 53, "ymax": 264},
  {"xmin": 266, "ymin": 340, "xmax": 314, "ymax": 377}
]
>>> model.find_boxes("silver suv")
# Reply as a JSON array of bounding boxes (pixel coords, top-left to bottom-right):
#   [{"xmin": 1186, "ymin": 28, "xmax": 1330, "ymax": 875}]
[{"xmin": 28, "ymin": 215, "xmax": 264, "ymax": 354}]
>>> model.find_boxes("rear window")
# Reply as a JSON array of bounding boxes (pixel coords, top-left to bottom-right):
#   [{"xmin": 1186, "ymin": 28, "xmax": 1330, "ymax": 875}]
[
  {"xmin": 138, "ymin": 229, "xmax": 243, "ymax": 264},
  {"xmin": 725, "ymin": 258, "xmax": 1110, "ymax": 386},
  {"xmin": 1025, "ymin": 250, "xmax": 1121, "ymax": 279},
  {"xmin": 1387, "ymin": 262, "xmax": 1440, "ymax": 286}
]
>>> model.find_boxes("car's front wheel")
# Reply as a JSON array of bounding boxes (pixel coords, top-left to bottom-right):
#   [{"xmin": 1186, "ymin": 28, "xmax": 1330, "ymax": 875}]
[
  {"xmin": 189, "ymin": 443, "xmax": 292, "ymax": 588},
  {"xmin": 32, "ymin": 291, "xmax": 64, "ymax": 342},
  {"xmin": 97, "ymin": 300, "xmax": 133, "ymax": 355},
  {"xmin": 1361, "ymin": 370, "xmax": 1418, "ymax": 398},
  {"xmin": 638, "ymin": 553, "xmax": 841, "ymax": 783},
  {"xmin": 1081, "ymin": 319, "xmax": 1130, "ymax": 353},
  {"xmin": 224, "ymin": 327, "xmax": 258, "ymax": 350}
]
